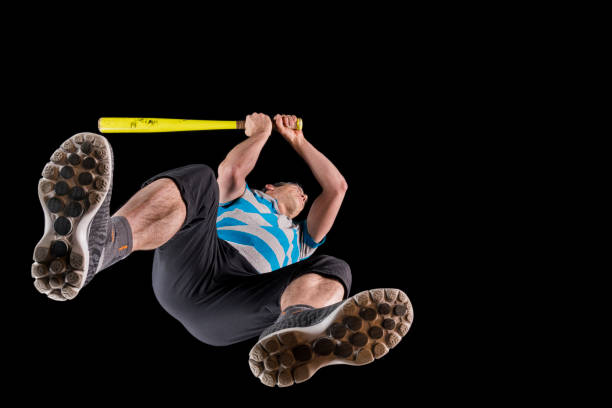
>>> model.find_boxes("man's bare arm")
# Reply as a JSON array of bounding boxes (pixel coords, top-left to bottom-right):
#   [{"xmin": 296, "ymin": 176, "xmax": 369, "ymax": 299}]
[
  {"xmin": 292, "ymin": 138, "xmax": 347, "ymax": 192},
  {"xmin": 217, "ymin": 113, "xmax": 272, "ymax": 203},
  {"xmin": 274, "ymin": 114, "xmax": 347, "ymax": 191},
  {"xmin": 274, "ymin": 114, "xmax": 348, "ymax": 242}
]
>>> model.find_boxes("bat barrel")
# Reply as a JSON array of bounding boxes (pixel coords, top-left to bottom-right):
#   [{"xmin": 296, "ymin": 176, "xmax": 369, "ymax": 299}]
[{"xmin": 98, "ymin": 118, "xmax": 238, "ymax": 133}]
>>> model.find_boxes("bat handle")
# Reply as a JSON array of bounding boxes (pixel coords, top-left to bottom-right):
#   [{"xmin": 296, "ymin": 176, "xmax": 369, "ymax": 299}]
[{"xmin": 236, "ymin": 117, "xmax": 303, "ymax": 131}]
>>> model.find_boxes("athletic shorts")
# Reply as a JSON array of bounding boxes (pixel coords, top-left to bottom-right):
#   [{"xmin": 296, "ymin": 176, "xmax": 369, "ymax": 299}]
[{"xmin": 141, "ymin": 164, "xmax": 352, "ymax": 347}]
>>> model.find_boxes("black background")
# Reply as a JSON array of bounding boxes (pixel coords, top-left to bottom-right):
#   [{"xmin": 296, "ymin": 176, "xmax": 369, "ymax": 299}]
[{"xmin": 6, "ymin": 52, "xmax": 502, "ymax": 402}]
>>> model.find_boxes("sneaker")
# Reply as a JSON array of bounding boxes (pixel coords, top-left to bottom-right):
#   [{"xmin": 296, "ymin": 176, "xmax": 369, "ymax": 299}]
[
  {"xmin": 248, "ymin": 288, "xmax": 414, "ymax": 387},
  {"xmin": 32, "ymin": 132, "xmax": 114, "ymax": 301}
]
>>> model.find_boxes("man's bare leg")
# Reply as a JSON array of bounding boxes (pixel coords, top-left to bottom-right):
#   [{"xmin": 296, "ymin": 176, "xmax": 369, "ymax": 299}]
[
  {"xmin": 114, "ymin": 178, "xmax": 186, "ymax": 251},
  {"xmin": 280, "ymin": 273, "xmax": 344, "ymax": 311}
]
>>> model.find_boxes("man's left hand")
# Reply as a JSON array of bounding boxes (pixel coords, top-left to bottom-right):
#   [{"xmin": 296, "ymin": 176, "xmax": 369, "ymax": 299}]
[{"xmin": 274, "ymin": 114, "xmax": 304, "ymax": 145}]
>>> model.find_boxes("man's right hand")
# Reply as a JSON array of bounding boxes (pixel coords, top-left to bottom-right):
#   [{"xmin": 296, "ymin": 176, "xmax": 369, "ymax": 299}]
[{"xmin": 245, "ymin": 113, "xmax": 273, "ymax": 138}]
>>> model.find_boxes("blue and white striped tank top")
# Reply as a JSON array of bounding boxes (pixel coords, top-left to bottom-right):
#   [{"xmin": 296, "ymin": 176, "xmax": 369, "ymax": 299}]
[{"xmin": 216, "ymin": 182, "xmax": 326, "ymax": 274}]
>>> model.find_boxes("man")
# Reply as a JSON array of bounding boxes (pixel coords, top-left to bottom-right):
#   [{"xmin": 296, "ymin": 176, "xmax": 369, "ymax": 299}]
[{"xmin": 32, "ymin": 113, "xmax": 413, "ymax": 387}]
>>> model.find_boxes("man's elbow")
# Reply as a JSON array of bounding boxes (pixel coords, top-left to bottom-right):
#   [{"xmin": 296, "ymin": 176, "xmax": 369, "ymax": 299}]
[
  {"xmin": 324, "ymin": 181, "xmax": 348, "ymax": 194},
  {"xmin": 218, "ymin": 161, "xmax": 243, "ymax": 178},
  {"xmin": 336, "ymin": 179, "xmax": 348, "ymax": 193}
]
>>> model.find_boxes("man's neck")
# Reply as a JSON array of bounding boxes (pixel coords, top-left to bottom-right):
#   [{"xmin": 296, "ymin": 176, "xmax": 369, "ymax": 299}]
[
  {"xmin": 264, "ymin": 192, "xmax": 291, "ymax": 218},
  {"xmin": 276, "ymin": 201, "xmax": 289, "ymax": 217}
]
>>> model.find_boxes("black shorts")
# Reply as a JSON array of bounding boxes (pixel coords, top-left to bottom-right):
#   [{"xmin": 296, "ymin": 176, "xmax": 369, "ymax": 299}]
[{"xmin": 141, "ymin": 164, "xmax": 352, "ymax": 347}]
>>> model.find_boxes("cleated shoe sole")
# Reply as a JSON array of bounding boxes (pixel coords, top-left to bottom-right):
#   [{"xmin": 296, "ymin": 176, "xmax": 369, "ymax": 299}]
[
  {"xmin": 32, "ymin": 133, "xmax": 114, "ymax": 301},
  {"xmin": 249, "ymin": 288, "xmax": 414, "ymax": 387}
]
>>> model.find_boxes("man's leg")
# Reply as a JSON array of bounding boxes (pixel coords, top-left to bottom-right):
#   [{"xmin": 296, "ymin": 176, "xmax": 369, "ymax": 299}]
[
  {"xmin": 113, "ymin": 178, "xmax": 186, "ymax": 251},
  {"xmin": 84, "ymin": 178, "xmax": 187, "ymax": 276},
  {"xmin": 247, "ymin": 256, "xmax": 413, "ymax": 388},
  {"xmin": 279, "ymin": 273, "xmax": 345, "ymax": 311}
]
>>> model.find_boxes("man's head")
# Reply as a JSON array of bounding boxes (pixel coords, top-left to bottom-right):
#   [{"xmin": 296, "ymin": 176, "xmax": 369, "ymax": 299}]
[{"xmin": 263, "ymin": 182, "xmax": 308, "ymax": 219}]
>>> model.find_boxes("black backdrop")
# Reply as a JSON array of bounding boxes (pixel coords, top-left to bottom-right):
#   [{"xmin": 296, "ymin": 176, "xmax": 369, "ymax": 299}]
[{"xmin": 6, "ymin": 62, "xmax": 490, "ymax": 402}]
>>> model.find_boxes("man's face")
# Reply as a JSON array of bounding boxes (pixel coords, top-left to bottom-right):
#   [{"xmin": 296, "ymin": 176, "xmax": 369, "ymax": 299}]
[{"xmin": 265, "ymin": 183, "xmax": 308, "ymax": 219}]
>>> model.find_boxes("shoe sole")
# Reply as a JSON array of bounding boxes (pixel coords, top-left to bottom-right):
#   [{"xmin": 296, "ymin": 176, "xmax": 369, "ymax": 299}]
[
  {"xmin": 32, "ymin": 133, "xmax": 113, "ymax": 301},
  {"xmin": 248, "ymin": 288, "xmax": 414, "ymax": 387}
]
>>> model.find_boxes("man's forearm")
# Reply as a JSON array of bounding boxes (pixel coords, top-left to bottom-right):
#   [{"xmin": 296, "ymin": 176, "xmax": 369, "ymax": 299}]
[
  {"xmin": 292, "ymin": 137, "xmax": 347, "ymax": 191},
  {"xmin": 219, "ymin": 134, "xmax": 270, "ymax": 177}
]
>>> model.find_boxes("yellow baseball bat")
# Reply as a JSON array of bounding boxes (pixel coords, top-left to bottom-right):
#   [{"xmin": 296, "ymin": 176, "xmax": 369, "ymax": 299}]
[{"xmin": 98, "ymin": 117, "xmax": 303, "ymax": 133}]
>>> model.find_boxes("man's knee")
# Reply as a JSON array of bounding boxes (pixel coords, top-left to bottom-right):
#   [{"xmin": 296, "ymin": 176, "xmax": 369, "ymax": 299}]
[
  {"xmin": 309, "ymin": 255, "xmax": 352, "ymax": 297},
  {"xmin": 191, "ymin": 163, "xmax": 215, "ymax": 177},
  {"xmin": 189, "ymin": 164, "xmax": 219, "ymax": 198},
  {"xmin": 318, "ymin": 255, "xmax": 351, "ymax": 273},
  {"xmin": 187, "ymin": 164, "xmax": 216, "ymax": 186},
  {"xmin": 164, "ymin": 164, "xmax": 217, "ymax": 194}
]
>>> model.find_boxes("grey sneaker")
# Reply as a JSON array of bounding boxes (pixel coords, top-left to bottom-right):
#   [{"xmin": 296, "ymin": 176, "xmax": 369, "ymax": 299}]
[
  {"xmin": 248, "ymin": 288, "xmax": 414, "ymax": 387},
  {"xmin": 32, "ymin": 133, "xmax": 114, "ymax": 301}
]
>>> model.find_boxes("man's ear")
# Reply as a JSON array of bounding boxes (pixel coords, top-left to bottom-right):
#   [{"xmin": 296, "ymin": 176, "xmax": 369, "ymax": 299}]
[{"xmin": 264, "ymin": 184, "xmax": 275, "ymax": 192}]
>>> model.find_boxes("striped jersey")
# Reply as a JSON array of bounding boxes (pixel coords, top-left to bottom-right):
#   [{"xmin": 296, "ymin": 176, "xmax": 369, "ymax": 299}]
[{"xmin": 216, "ymin": 182, "xmax": 326, "ymax": 274}]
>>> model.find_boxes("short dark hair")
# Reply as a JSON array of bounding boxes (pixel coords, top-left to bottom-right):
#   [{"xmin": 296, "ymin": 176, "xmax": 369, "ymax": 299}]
[{"xmin": 263, "ymin": 181, "xmax": 304, "ymax": 193}]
